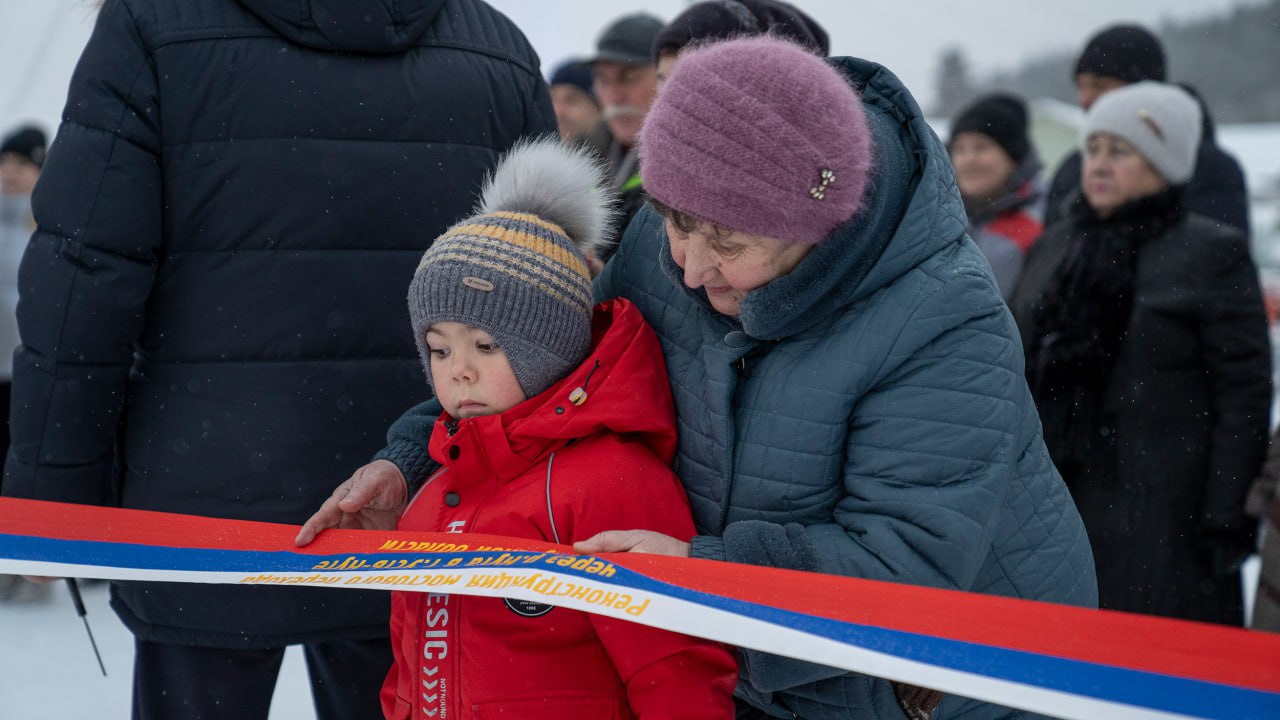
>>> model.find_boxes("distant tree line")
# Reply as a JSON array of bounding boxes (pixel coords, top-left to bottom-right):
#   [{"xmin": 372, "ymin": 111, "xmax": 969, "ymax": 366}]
[{"xmin": 934, "ymin": 0, "xmax": 1280, "ymax": 123}]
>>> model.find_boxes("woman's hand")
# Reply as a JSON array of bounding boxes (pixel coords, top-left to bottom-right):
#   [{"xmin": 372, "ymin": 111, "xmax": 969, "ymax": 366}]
[
  {"xmin": 295, "ymin": 460, "xmax": 408, "ymax": 546},
  {"xmin": 574, "ymin": 530, "xmax": 691, "ymax": 557}
]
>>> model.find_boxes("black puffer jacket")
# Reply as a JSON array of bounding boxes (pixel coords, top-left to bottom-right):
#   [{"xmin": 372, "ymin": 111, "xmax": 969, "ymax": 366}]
[
  {"xmin": 1011, "ymin": 201, "xmax": 1270, "ymax": 624},
  {"xmin": 2, "ymin": 0, "xmax": 554, "ymax": 648}
]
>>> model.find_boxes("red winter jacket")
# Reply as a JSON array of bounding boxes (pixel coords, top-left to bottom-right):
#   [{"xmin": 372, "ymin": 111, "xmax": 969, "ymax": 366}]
[{"xmin": 382, "ymin": 299, "xmax": 738, "ymax": 720}]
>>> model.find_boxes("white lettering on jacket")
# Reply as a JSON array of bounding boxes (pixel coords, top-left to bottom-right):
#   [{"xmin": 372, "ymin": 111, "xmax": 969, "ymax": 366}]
[{"xmin": 421, "ymin": 520, "xmax": 464, "ymax": 717}]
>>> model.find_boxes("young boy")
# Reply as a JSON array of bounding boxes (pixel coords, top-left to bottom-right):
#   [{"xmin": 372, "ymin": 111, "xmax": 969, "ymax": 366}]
[{"xmin": 381, "ymin": 139, "xmax": 738, "ymax": 719}]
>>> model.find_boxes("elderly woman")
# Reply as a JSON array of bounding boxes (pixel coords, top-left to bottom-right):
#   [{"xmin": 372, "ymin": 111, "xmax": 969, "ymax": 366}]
[
  {"xmin": 1010, "ymin": 82, "xmax": 1271, "ymax": 626},
  {"xmin": 305, "ymin": 38, "xmax": 1096, "ymax": 719}
]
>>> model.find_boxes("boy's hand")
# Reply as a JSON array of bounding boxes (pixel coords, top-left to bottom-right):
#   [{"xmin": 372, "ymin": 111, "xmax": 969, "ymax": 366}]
[
  {"xmin": 574, "ymin": 530, "xmax": 690, "ymax": 557},
  {"xmin": 295, "ymin": 460, "xmax": 408, "ymax": 546}
]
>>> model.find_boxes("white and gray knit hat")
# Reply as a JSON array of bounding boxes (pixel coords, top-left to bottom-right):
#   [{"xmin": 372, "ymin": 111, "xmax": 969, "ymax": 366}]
[
  {"xmin": 408, "ymin": 138, "xmax": 616, "ymax": 399},
  {"xmin": 1081, "ymin": 80, "xmax": 1202, "ymax": 184}
]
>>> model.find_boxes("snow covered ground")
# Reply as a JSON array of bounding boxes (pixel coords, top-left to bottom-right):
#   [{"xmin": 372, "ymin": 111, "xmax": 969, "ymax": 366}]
[{"xmin": 0, "ymin": 579, "xmax": 314, "ymax": 718}]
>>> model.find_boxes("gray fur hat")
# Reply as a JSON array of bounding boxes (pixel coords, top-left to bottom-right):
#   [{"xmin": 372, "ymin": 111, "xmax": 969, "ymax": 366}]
[
  {"xmin": 1081, "ymin": 81, "xmax": 1202, "ymax": 184},
  {"xmin": 408, "ymin": 138, "xmax": 616, "ymax": 400}
]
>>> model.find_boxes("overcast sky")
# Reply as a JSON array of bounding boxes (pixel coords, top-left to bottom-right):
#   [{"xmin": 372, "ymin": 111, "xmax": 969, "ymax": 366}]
[{"xmin": 0, "ymin": 0, "xmax": 1265, "ymax": 138}]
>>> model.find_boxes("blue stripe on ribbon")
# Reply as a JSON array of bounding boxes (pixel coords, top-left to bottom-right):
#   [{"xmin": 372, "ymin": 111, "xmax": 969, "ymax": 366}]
[{"xmin": 5, "ymin": 534, "xmax": 1277, "ymax": 719}]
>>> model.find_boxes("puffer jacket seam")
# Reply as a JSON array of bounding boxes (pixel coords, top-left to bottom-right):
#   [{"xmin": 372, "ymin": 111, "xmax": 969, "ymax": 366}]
[
  {"xmin": 57, "ymin": 231, "xmax": 158, "ymax": 266},
  {"xmin": 163, "ymin": 136, "xmax": 506, "ymax": 150}
]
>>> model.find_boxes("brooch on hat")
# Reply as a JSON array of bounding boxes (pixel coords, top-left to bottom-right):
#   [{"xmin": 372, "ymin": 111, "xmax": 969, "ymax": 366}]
[
  {"xmin": 809, "ymin": 169, "xmax": 836, "ymax": 201},
  {"xmin": 1137, "ymin": 109, "xmax": 1165, "ymax": 141}
]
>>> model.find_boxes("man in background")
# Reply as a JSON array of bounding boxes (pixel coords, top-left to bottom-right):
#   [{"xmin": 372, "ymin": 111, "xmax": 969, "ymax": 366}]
[
  {"xmin": 589, "ymin": 12, "xmax": 663, "ymax": 257},
  {"xmin": 548, "ymin": 58, "xmax": 606, "ymax": 146},
  {"xmin": 1042, "ymin": 23, "xmax": 1248, "ymax": 233}
]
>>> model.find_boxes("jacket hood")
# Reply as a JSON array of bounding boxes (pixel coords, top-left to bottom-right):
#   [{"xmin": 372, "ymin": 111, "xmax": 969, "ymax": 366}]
[
  {"xmin": 656, "ymin": 56, "xmax": 969, "ymax": 340},
  {"xmin": 428, "ymin": 298, "xmax": 678, "ymax": 481},
  {"xmin": 237, "ymin": 0, "xmax": 445, "ymax": 53}
]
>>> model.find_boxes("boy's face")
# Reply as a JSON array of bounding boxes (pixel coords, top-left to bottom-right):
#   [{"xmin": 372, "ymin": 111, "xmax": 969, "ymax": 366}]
[{"xmin": 425, "ymin": 322, "xmax": 526, "ymax": 419}]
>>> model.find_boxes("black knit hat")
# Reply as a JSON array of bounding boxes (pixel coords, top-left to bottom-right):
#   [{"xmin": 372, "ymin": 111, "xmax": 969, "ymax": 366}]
[
  {"xmin": 0, "ymin": 125, "xmax": 48, "ymax": 168},
  {"xmin": 1074, "ymin": 24, "xmax": 1166, "ymax": 83},
  {"xmin": 549, "ymin": 59, "xmax": 596, "ymax": 103},
  {"xmin": 652, "ymin": 0, "xmax": 829, "ymax": 60},
  {"xmin": 949, "ymin": 94, "xmax": 1031, "ymax": 164}
]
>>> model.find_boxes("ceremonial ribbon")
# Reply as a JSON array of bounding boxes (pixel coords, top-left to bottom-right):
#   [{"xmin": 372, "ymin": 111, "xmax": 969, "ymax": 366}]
[{"xmin": 1, "ymin": 498, "xmax": 1277, "ymax": 719}]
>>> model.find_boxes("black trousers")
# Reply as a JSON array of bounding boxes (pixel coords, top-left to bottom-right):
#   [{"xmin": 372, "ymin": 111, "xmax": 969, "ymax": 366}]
[{"xmin": 132, "ymin": 637, "xmax": 391, "ymax": 720}]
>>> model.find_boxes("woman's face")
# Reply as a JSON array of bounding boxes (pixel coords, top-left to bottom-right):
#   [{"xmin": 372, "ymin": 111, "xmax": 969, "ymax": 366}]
[
  {"xmin": 1081, "ymin": 132, "xmax": 1168, "ymax": 218},
  {"xmin": 950, "ymin": 132, "xmax": 1016, "ymax": 202},
  {"xmin": 665, "ymin": 215, "xmax": 812, "ymax": 318}
]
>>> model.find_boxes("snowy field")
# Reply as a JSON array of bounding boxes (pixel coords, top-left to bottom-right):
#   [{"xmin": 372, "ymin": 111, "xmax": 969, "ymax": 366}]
[{"xmin": 0, "ymin": 579, "xmax": 314, "ymax": 718}]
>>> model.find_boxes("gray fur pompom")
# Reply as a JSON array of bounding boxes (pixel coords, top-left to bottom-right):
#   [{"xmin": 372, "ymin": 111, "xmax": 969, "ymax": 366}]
[{"xmin": 477, "ymin": 137, "xmax": 618, "ymax": 257}]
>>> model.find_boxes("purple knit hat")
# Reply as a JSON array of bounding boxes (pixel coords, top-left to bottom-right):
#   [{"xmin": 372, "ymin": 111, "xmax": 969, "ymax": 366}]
[{"xmin": 639, "ymin": 36, "xmax": 873, "ymax": 245}]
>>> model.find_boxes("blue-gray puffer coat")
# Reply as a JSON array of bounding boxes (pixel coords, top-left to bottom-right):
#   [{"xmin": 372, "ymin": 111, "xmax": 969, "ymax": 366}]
[
  {"xmin": 1, "ymin": 0, "xmax": 555, "ymax": 648},
  {"xmin": 593, "ymin": 57, "xmax": 1097, "ymax": 719},
  {"xmin": 376, "ymin": 56, "xmax": 1097, "ymax": 719}
]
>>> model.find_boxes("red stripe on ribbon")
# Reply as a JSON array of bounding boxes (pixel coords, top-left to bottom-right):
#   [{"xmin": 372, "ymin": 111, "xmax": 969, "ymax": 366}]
[{"xmin": 4, "ymin": 497, "xmax": 1279, "ymax": 694}]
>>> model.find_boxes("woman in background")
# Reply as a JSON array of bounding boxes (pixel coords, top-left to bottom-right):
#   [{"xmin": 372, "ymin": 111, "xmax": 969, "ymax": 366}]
[
  {"xmin": 948, "ymin": 94, "xmax": 1043, "ymax": 300},
  {"xmin": 1010, "ymin": 81, "xmax": 1270, "ymax": 625}
]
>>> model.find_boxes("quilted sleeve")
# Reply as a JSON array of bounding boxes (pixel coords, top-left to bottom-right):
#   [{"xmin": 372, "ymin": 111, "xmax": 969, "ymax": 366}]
[
  {"xmin": 372, "ymin": 398, "xmax": 443, "ymax": 496},
  {"xmin": 3, "ymin": 0, "xmax": 162, "ymax": 503},
  {"xmin": 700, "ymin": 274, "xmax": 1037, "ymax": 695},
  {"xmin": 716, "ymin": 276, "xmax": 1021, "ymax": 585},
  {"xmin": 820, "ymin": 281, "xmax": 1021, "ymax": 588}
]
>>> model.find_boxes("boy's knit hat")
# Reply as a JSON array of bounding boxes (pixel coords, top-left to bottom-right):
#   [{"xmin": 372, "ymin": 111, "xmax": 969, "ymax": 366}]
[
  {"xmin": 408, "ymin": 138, "xmax": 616, "ymax": 399},
  {"xmin": 1081, "ymin": 81, "xmax": 1201, "ymax": 184},
  {"xmin": 1074, "ymin": 24, "xmax": 1165, "ymax": 84},
  {"xmin": 949, "ymin": 94, "xmax": 1031, "ymax": 165},
  {"xmin": 639, "ymin": 36, "xmax": 873, "ymax": 245}
]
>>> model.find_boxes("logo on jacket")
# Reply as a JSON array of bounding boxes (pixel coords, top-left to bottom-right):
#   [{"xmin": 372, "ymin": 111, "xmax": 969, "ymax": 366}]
[{"xmin": 503, "ymin": 597, "xmax": 554, "ymax": 617}]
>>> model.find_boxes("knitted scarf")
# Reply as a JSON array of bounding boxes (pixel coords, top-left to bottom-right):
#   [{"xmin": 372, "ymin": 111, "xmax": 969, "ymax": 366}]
[{"xmin": 1026, "ymin": 187, "xmax": 1185, "ymax": 473}]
